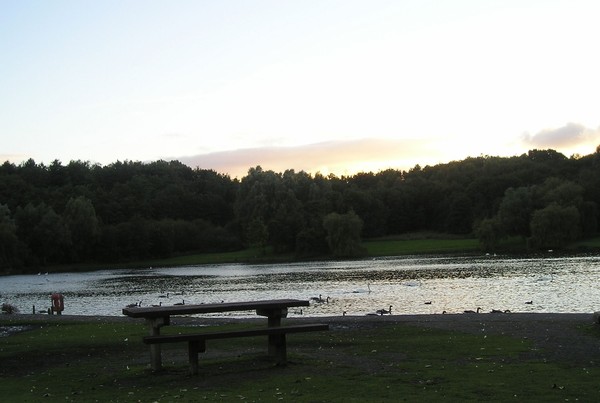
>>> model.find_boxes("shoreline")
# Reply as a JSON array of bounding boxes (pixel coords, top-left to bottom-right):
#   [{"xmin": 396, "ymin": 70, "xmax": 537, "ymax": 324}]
[{"xmin": 1, "ymin": 311, "xmax": 595, "ymax": 325}]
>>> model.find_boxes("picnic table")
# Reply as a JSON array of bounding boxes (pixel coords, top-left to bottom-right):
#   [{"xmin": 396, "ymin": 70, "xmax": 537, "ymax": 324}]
[{"xmin": 122, "ymin": 299, "xmax": 328, "ymax": 374}]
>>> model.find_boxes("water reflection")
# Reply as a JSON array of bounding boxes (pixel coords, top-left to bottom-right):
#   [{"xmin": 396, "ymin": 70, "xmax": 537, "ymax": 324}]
[{"xmin": 1, "ymin": 254, "xmax": 599, "ymax": 317}]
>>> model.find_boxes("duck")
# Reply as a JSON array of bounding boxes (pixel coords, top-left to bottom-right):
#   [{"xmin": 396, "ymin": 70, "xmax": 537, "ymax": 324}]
[
  {"xmin": 463, "ymin": 307, "xmax": 482, "ymax": 313},
  {"xmin": 525, "ymin": 300, "xmax": 533, "ymax": 305}
]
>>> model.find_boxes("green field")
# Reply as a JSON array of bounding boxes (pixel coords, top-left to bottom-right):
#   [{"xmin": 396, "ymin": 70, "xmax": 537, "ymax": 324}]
[
  {"xmin": 364, "ymin": 237, "xmax": 481, "ymax": 256},
  {"xmin": 34, "ymin": 234, "xmax": 600, "ymax": 274},
  {"xmin": 1, "ymin": 317, "xmax": 599, "ymax": 402},
  {"xmin": 142, "ymin": 237, "xmax": 482, "ymax": 268}
]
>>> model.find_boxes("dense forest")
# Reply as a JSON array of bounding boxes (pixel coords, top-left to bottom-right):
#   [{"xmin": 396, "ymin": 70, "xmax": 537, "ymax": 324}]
[{"xmin": 1, "ymin": 146, "xmax": 599, "ymax": 273}]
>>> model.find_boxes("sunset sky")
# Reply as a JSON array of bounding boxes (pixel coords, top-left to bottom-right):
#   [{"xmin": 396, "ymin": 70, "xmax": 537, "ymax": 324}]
[{"xmin": 2, "ymin": 0, "xmax": 599, "ymax": 178}]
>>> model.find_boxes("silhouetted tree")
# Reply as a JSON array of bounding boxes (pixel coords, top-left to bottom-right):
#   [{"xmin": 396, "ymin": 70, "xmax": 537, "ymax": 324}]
[
  {"xmin": 529, "ymin": 203, "xmax": 581, "ymax": 249},
  {"xmin": 322, "ymin": 211, "xmax": 366, "ymax": 258},
  {"xmin": 63, "ymin": 196, "xmax": 99, "ymax": 261},
  {"xmin": 0, "ymin": 204, "xmax": 20, "ymax": 271}
]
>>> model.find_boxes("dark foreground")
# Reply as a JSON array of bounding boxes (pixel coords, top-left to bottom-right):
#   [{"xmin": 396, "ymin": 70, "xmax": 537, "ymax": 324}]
[
  {"xmin": 5, "ymin": 312, "xmax": 600, "ymax": 365},
  {"xmin": 2, "ymin": 312, "xmax": 600, "ymax": 402}
]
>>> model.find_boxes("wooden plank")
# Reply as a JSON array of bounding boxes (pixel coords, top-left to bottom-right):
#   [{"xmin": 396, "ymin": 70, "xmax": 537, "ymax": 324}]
[
  {"xmin": 143, "ymin": 323, "xmax": 329, "ymax": 344},
  {"xmin": 123, "ymin": 299, "xmax": 310, "ymax": 318},
  {"xmin": 147, "ymin": 323, "xmax": 329, "ymax": 375}
]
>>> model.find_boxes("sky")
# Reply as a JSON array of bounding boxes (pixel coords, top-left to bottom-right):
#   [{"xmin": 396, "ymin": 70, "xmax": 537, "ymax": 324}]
[{"xmin": 1, "ymin": 0, "xmax": 599, "ymax": 178}]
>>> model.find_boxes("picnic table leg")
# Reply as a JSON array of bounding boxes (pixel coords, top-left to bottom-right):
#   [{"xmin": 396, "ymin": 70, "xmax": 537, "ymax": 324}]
[
  {"xmin": 188, "ymin": 340, "xmax": 206, "ymax": 375},
  {"xmin": 258, "ymin": 308, "xmax": 288, "ymax": 359},
  {"xmin": 145, "ymin": 317, "xmax": 170, "ymax": 371},
  {"xmin": 268, "ymin": 333, "xmax": 287, "ymax": 365}
]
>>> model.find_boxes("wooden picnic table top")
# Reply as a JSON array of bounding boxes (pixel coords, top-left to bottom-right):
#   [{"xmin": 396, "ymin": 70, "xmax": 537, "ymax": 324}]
[{"xmin": 122, "ymin": 298, "xmax": 310, "ymax": 319}]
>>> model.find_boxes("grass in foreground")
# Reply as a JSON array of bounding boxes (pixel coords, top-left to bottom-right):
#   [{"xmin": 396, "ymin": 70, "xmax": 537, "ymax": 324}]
[{"xmin": 1, "ymin": 318, "xmax": 599, "ymax": 402}]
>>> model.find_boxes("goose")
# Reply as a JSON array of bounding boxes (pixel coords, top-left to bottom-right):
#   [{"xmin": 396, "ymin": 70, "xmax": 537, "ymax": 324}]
[
  {"xmin": 525, "ymin": 300, "xmax": 533, "ymax": 305},
  {"xmin": 376, "ymin": 305, "xmax": 392, "ymax": 315},
  {"xmin": 173, "ymin": 299, "xmax": 185, "ymax": 306},
  {"xmin": 125, "ymin": 300, "xmax": 142, "ymax": 308},
  {"xmin": 151, "ymin": 302, "xmax": 162, "ymax": 307},
  {"xmin": 424, "ymin": 301, "xmax": 432, "ymax": 305},
  {"xmin": 158, "ymin": 292, "xmax": 170, "ymax": 298},
  {"xmin": 463, "ymin": 307, "xmax": 482, "ymax": 313},
  {"xmin": 311, "ymin": 295, "xmax": 330, "ymax": 303}
]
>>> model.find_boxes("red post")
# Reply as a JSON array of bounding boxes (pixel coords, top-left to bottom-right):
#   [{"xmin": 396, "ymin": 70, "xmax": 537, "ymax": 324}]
[{"xmin": 51, "ymin": 293, "xmax": 64, "ymax": 315}]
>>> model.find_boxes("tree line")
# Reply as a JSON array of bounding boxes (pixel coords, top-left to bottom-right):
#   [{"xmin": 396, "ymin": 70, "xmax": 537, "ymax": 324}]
[{"xmin": 1, "ymin": 147, "xmax": 599, "ymax": 273}]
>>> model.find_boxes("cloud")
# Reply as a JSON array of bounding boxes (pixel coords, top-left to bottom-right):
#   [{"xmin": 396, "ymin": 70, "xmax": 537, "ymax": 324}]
[
  {"xmin": 521, "ymin": 122, "xmax": 600, "ymax": 149},
  {"xmin": 171, "ymin": 138, "xmax": 443, "ymax": 178}
]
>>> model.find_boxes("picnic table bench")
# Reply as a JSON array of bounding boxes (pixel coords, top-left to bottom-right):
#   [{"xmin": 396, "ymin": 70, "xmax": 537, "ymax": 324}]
[{"xmin": 122, "ymin": 299, "xmax": 328, "ymax": 374}]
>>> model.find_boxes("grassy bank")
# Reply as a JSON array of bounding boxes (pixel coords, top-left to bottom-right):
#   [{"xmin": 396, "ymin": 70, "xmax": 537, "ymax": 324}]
[
  {"xmin": 21, "ymin": 234, "xmax": 600, "ymax": 275},
  {"xmin": 142, "ymin": 237, "xmax": 482, "ymax": 269},
  {"xmin": 1, "ymin": 317, "xmax": 599, "ymax": 402},
  {"xmin": 364, "ymin": 236, "xmax": 480, "ymax": 256},
  {"xmin": 130, "ymin": 234, "xmax": 600, "ymax": 269}
]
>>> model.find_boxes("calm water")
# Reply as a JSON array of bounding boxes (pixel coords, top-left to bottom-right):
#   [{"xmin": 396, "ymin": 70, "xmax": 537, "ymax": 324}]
[{"xmin": 1, "ymin": 254, "xmax": 599, "ymax": 318}]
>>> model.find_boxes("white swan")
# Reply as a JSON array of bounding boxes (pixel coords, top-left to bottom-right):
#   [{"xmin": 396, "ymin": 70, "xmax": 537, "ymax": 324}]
[{"xmin": 352, "ymin": 283, "xmax": 371, "ymax": 293}]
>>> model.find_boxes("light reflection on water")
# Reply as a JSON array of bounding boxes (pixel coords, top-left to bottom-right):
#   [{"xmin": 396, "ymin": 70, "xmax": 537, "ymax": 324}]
[{"xmin": 1, "ymin": 254, "xmax": 599, "ymax": 317}]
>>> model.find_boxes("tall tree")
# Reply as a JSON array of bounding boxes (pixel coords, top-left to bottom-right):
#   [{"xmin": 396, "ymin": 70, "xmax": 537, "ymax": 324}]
[
  {"xmin": 15, "ymin": 202, "xmax": 70, "ymax": 265},
  {"xmin": 498, "ymin": 187, "xmax": 533, "ymax": 237},
  {"xmin": 0, "ymin": 204, "xmax": 20, "ymax": 271},
  {"xmin": 529, "ymin": 203, "xmax": 581, "ymax": 249},
  {"xmin": 322, "ymin": 211, "xmax": 366, "ymax": 258},
  {"xmin": 63, "ymin": 196, "xmax": 100, "ymax": 261}
]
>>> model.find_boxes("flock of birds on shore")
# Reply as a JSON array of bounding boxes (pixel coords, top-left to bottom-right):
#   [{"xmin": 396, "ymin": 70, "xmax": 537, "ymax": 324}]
[
  {"xmin": 124, "ymin": 286, "xmax": 534, "ymax": 316},
  {"xmin": 125, "ymin": 292, "xmax": 186, "ymax": 308}
]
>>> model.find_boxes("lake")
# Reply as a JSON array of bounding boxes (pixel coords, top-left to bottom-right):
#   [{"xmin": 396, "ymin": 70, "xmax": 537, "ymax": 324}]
[{"xmin": 1, "ymin": 254, "xmax": 599, "ymax": 318}]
